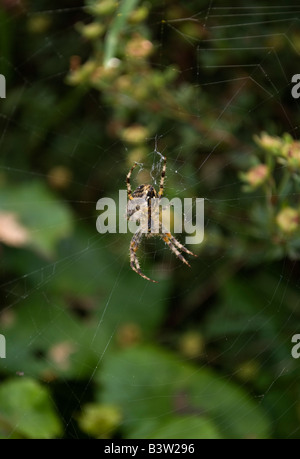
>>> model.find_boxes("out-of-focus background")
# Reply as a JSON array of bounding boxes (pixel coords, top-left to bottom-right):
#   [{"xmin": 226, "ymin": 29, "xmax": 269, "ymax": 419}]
[{"xmin": 1, "ymin": 0, "xmax": 300, "ymax": 439}]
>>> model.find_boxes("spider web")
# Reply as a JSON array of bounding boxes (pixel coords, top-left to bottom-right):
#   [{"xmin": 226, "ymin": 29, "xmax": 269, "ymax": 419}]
[{"xmin": 0, "ymin": 0, "xmax": 300, "ymax": 440}]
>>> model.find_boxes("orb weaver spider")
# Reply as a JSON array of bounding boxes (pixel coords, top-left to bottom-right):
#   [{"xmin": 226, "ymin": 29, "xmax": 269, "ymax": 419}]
[{"xmin": 126, "ymin": 156, "xmax": 197, "ymax": 283}]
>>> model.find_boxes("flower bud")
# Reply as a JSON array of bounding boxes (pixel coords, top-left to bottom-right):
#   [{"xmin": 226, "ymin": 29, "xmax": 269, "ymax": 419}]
[
  {"xmin": 276, "ymin": 207, "xmax": 300, "ymax": 233},
  {"xmin": 240, "ymin": 164, "xmax": 269, "ymax": 189},
  {"xmin": 254, "ymin": 132, "xmax": 283, "ymax": 154},
  {"xmin": 121, "ymin": 125, "xmax": 149, "ymax": 144}
]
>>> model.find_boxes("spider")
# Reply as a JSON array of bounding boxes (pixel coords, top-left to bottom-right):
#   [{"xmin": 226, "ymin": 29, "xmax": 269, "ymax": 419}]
[{"xmin": 126, "ymin": 156, "xmax": 197, "ymax": 283}]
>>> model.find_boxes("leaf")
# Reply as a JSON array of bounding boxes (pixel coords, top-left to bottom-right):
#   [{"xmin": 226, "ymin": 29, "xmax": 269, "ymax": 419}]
[
  {"xmin": 0, "ymin": 378, "xmax": 63, "ymax": 439},
  {"xmin": 0, "ymin": 293, "xmax": 98, "ymax": 380},
  {"xmin": 144, "ymin": 416, "xmax": 221, "ymax": 440},
  {"xmin": 0, "ymin": 181, "xmax": 73, "ymax": 257},
  {"xmin": 96, "ymin": 346, "xmax": 271, "ymax": 439},
  {"xmin": 0, "ymin": 226, "xmax": 170, "ymax": 379}
]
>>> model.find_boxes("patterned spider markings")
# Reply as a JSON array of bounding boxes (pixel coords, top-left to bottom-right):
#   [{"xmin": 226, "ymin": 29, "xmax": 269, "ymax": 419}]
[{"xmin": 126, "ymin": 157, "xmax": 197, "ymax": 283}]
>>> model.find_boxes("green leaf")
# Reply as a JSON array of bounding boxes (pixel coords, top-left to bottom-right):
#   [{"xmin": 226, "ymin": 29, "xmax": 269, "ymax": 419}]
[
  {"xmin": 1, "ymin": 293, "xmax": 98, "ymax": 380},
  {"xmin": 0, "ymin": 378, "xmax": 63, "ymax": 439},
  {"xmin": 96, "ymin": 346, "xmax": 271, "ymax": 439},
  {"xmin": 133, "ymin": 416, "xmax": 221, "ymax": 440},
  {"xmin": 0, "ymin": 181, "xmax": 73, "ymax": 257}
]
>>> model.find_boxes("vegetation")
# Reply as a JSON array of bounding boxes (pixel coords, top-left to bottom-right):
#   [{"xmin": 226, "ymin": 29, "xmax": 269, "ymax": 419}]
[{"xmin": 0, "ymin": 0, "xmax": 300, "ymax": 439}]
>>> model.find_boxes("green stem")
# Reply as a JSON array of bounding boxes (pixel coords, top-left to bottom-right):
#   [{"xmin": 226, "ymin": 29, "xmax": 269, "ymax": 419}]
[{"xmin": 103, "ymin": 0, "xmax": 140, "ymax": 67}]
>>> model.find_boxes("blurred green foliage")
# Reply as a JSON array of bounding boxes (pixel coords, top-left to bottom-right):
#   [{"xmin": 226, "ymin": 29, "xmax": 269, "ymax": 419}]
[{"xmin": 0, "ymin": 0, "xmax": 300, "ymax": 439}]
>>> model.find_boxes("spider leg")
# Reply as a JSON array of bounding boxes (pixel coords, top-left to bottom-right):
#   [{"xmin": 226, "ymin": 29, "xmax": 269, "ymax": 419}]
[
  {"xmin": 158, "ymin": 156, "xmax": 167, "ymax": 198},
  {"xmin": 161, "ymin": 233, "xmax": 196, "ymax": 267},
  {"xmin": 126, "ymin": 162, "xmax": 138, "ymax": 200},
  {"xmin": 130, "ymin": 232, "xmax": 158, "ymax": 283},
  {"xmin": 164, "ymin": 231, "xmax": 198, "ymax": 257}
]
